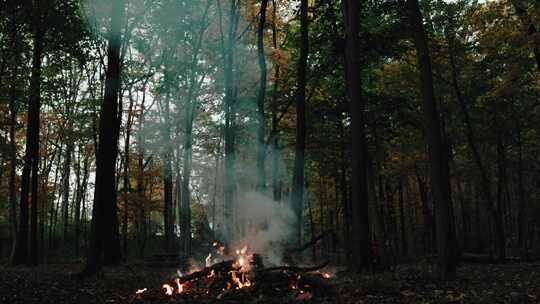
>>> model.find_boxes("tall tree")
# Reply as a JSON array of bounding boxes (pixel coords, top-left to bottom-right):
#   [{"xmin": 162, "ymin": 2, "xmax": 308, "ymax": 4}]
[
  {"xmin": 221, "ymin": 0, "xmax": 239, "ymax": 242},
  {"xmin": 160, "ymin": 72, "xmax": 174, "ymax": 254},
  {"xmin": 122, "ymin": 90, "xmax": 135, "ymax": 256},
  {"xmin": 270, "ymin": 0, "xmax": 281, "ymax": 202},
  {"xmin": 12, "ymin": 0, "xmax": 45, "ymax": 266},
  {"xmin": 6, "ymin": 12, "xmax": 21, "ymax": 263},
  {"xmin": 180, "ymin": 0, "xmax": 212, "ymax": 257},
  {"xmin": 291, "ymin": 0, "xmax": 309, "ymax": 245},
  {"xmin": 445, "ymin": 13, "xmax": 505, "ymax": 260},
  {"xmin": 83, "ymin": 0, "xmax": 125, "ymax": 275},
  {"xmin": 61, "ymin": 119, "xmax": 74, "ymax": 243},
  {"xmin": 404, "ymin": 0, "xmax": 457, "ymax": 279},
  {"xmin": 342, "ymin": 0, "xmax": 372, "ymax": 270},
  {"xmin": 136, "ymin": 84, "xmax": 148, "ymax": 258},
  {"xmin": 8, "ymin": 68, "xmax": 19, "ymax": 262},
  {"xmin": 255, "ymin": 0, "xmax": 269, "ymax": 192}
]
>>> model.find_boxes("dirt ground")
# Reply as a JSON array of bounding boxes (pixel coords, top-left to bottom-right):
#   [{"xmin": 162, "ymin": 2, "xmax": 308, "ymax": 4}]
[{"xmin": 0, "ymin": 261, "xmax": 539, "ymax": 303}]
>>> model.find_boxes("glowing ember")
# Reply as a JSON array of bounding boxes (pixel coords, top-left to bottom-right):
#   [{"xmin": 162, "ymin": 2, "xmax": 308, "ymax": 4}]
[
  {"xmin": 321, "ymin": 272, "xmax": 332, "ymax": 279},
  {"xmin": 162, "ymin": 284, "xmax": 174, "ymax": 296},
  {"xmin": 135, "ymin": 288, "xmax": 147, "ymax": 295}
]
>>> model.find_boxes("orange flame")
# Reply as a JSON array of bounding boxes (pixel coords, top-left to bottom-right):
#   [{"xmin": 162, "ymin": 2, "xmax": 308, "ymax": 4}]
[{"xmin": 230, "ymin": 271, "xmax": 252, "ymax": 289}]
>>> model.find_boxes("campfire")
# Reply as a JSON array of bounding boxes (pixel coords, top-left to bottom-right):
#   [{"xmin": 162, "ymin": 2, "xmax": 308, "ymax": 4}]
[{"xmin": 132, "ymin": 242, "xmax": 334, "ymax": 302}]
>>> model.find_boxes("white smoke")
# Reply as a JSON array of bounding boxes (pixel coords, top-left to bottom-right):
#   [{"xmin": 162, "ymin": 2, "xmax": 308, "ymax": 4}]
[{"xmin": 231, "ymin": 191, "xmax": 296, "ymax": 266}]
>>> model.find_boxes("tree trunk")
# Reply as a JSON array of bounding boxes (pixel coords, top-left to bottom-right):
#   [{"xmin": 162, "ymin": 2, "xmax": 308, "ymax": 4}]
[
  {"xmin": 495, "ymin": 133, "xmax": 507, "ymax": 260},
  {"xmin": 415, "ymin": 165, "xmax": 433, "ymax": 254},
  {"xmin": 49, "ymin": 146, "xmax": 63, "ymax": 249},
  {"xmin": 13, "ymin": 0, "xmax": 44, "ymax": 266},
  {"xmin": 161, "ymin": 89, "xmax": 174, "ymax": 254},
  {"xmin": 291, "ymin": 0, "xmax": 308, "ymax": 246},
  {"xmin": 446, "ymin": 26, "xmax": 505, "ymax": 261},
  {"xmin": 342, "ymin": 0, "xmax": 371, "ymax": 270},
  {"xmin": 405, "ymin": 0, "xmax": 457, "ymax": 279},
  {"xmin": 220, "ymin": 0, "xmax": 239, "ymax": 242},
  {"xmin": 180, "ymin": 102, "xmax": 194, "ymax": 257},
  {"xmin": 74, "ymin": 148, "xmax": 89, "ymax": 257},
  {"xmin": 83, "ymin": 0, "xmax": 125, "ymax": 275},
  {"xmin": 515, "ymin": 119, "xmax": 527, "ymax": 254},
  {"xmin": 255, "ymin": 0, "xmax": 269, "ymax": 192},
  {"xmin": 8, "ymin": 64, "xmax": 18, "ymax": 262},
  {"xmin": 40, "ymin": 139, "xmax": 59, "ymax": 256},
  {"xmin": 456, "ymin": 181, "xmax": 469, "ymax": 251},
  {"xmin": 270, "ymin": 0, "xmax": 281, "ymax": 202},
  {"xmin": 367, "ymin": 157, "xmax": 385, "ymax": 246},
  {"xmin": 179, "ymin": 1, "xmax": 211, "ymax": 256},
  {"xmin": 61, "ymin": 137, "xmax": 74, "ymax": 243},
  {"xmin": 136, "ymin": 87, "xmax": 147, "ymax": 259},
  {"xmin": 174, "ymin": 147, "xmax": 181, "ymax": 238},
  {"xmin": 122, "ymin": 91, "xmax": 135, "ymax": 257},
  {"xmin": 337, "ymin": 120, "xmax": 351, "ymax": 261},
  {"xmin": 398, "ymin": 180, "xmax": 408, "ymax": 256}
]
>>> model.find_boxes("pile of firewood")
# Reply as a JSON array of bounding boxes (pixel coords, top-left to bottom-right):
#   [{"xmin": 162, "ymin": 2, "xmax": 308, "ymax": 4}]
[{"xmin": 132, "ymin": 252, "xmax": 334, "ymax": 303}]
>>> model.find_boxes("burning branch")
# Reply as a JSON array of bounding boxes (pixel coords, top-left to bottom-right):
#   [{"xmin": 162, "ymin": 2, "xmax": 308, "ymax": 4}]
[{"xmin": 134, "ymin": 245, "xmax": 335, "ymax": 302}]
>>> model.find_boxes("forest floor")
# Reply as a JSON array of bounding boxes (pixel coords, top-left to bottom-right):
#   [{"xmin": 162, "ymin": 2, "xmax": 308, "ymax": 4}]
[{"xmin": 0, "ymin": 261, "xmax": 539, "ymax": 304}]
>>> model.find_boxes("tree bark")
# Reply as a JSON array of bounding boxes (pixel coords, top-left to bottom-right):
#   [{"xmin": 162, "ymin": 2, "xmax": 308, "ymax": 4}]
[
  {"xmin": 271, "ymin": 0, "xmax": 281, "ymax": 202},
  {"xmin": 405, "ymin": 0, "xmax": 457, "ymax": 279},
  {"xmin": 291, "ymin": 0, "xmax": 309, "ymax": 245},
  {"xmin": 160, "ymin": 84, "xmax": 174, "ymax": 254},
  {"xmin": 83, "ymin": 0, "xmax": 125, "ymax": 275},
  {"xmin": 180, "ymin": 100, "xmax": 194, "ymax": 257},
  {"xmin": 255, "ymin": 0, "xmax": 269, "ymax": 192},
  {"xmin": 13, "ymin": 0, "xmax": 44, "ymax": 266},
  {"xmin": 61, "ymin": 134, "xmax": 74, "ymax": 243},
  {"xmin": 8, "ymin": 61, "xmax": 19, "ymax": 261},
  {"xmin": 446, "ymin": 25, "xmax": 505, "ymax": 261},
  {"xmin": 342, "ymin": 0, "xmax": 371, "ymax": 270},
  {"xmin": 398, "ymin": 179, "xmax": 408, "ymax": 256},
  {"xmin": 122, "ymin": 90, "xmax": 135, "ymax": 256},
  {"xmin": 415, "ymin": 165, "xmax": 433, "ymax": 253},
  {"xmin": 495, "ymin": 131, "xmax": 507, "ymax": 260},
  {"xmin": 456, "ymin": 180, "xmax": 469, "ymax": 251},
  {"xmin": 515, "ymin": 118, "xmax": 527, "ymax": 254},
  {"xmin": 179, "ymin": 0, "xmax": 211, "ymax": 256},
  {"xmin": 220, "ymin": 0, "xmax": 239, "ymax": 242},
  {"xmin": 74, "ymin": 147, "xmax": 89, "ymax": 257},
  {"xmin": 136, "ymin": 87, "xmax": 147, "ymax": 258},
  {"xmin": 49, "ymin": 146, "xmax": 63, "ymax": 249}
]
